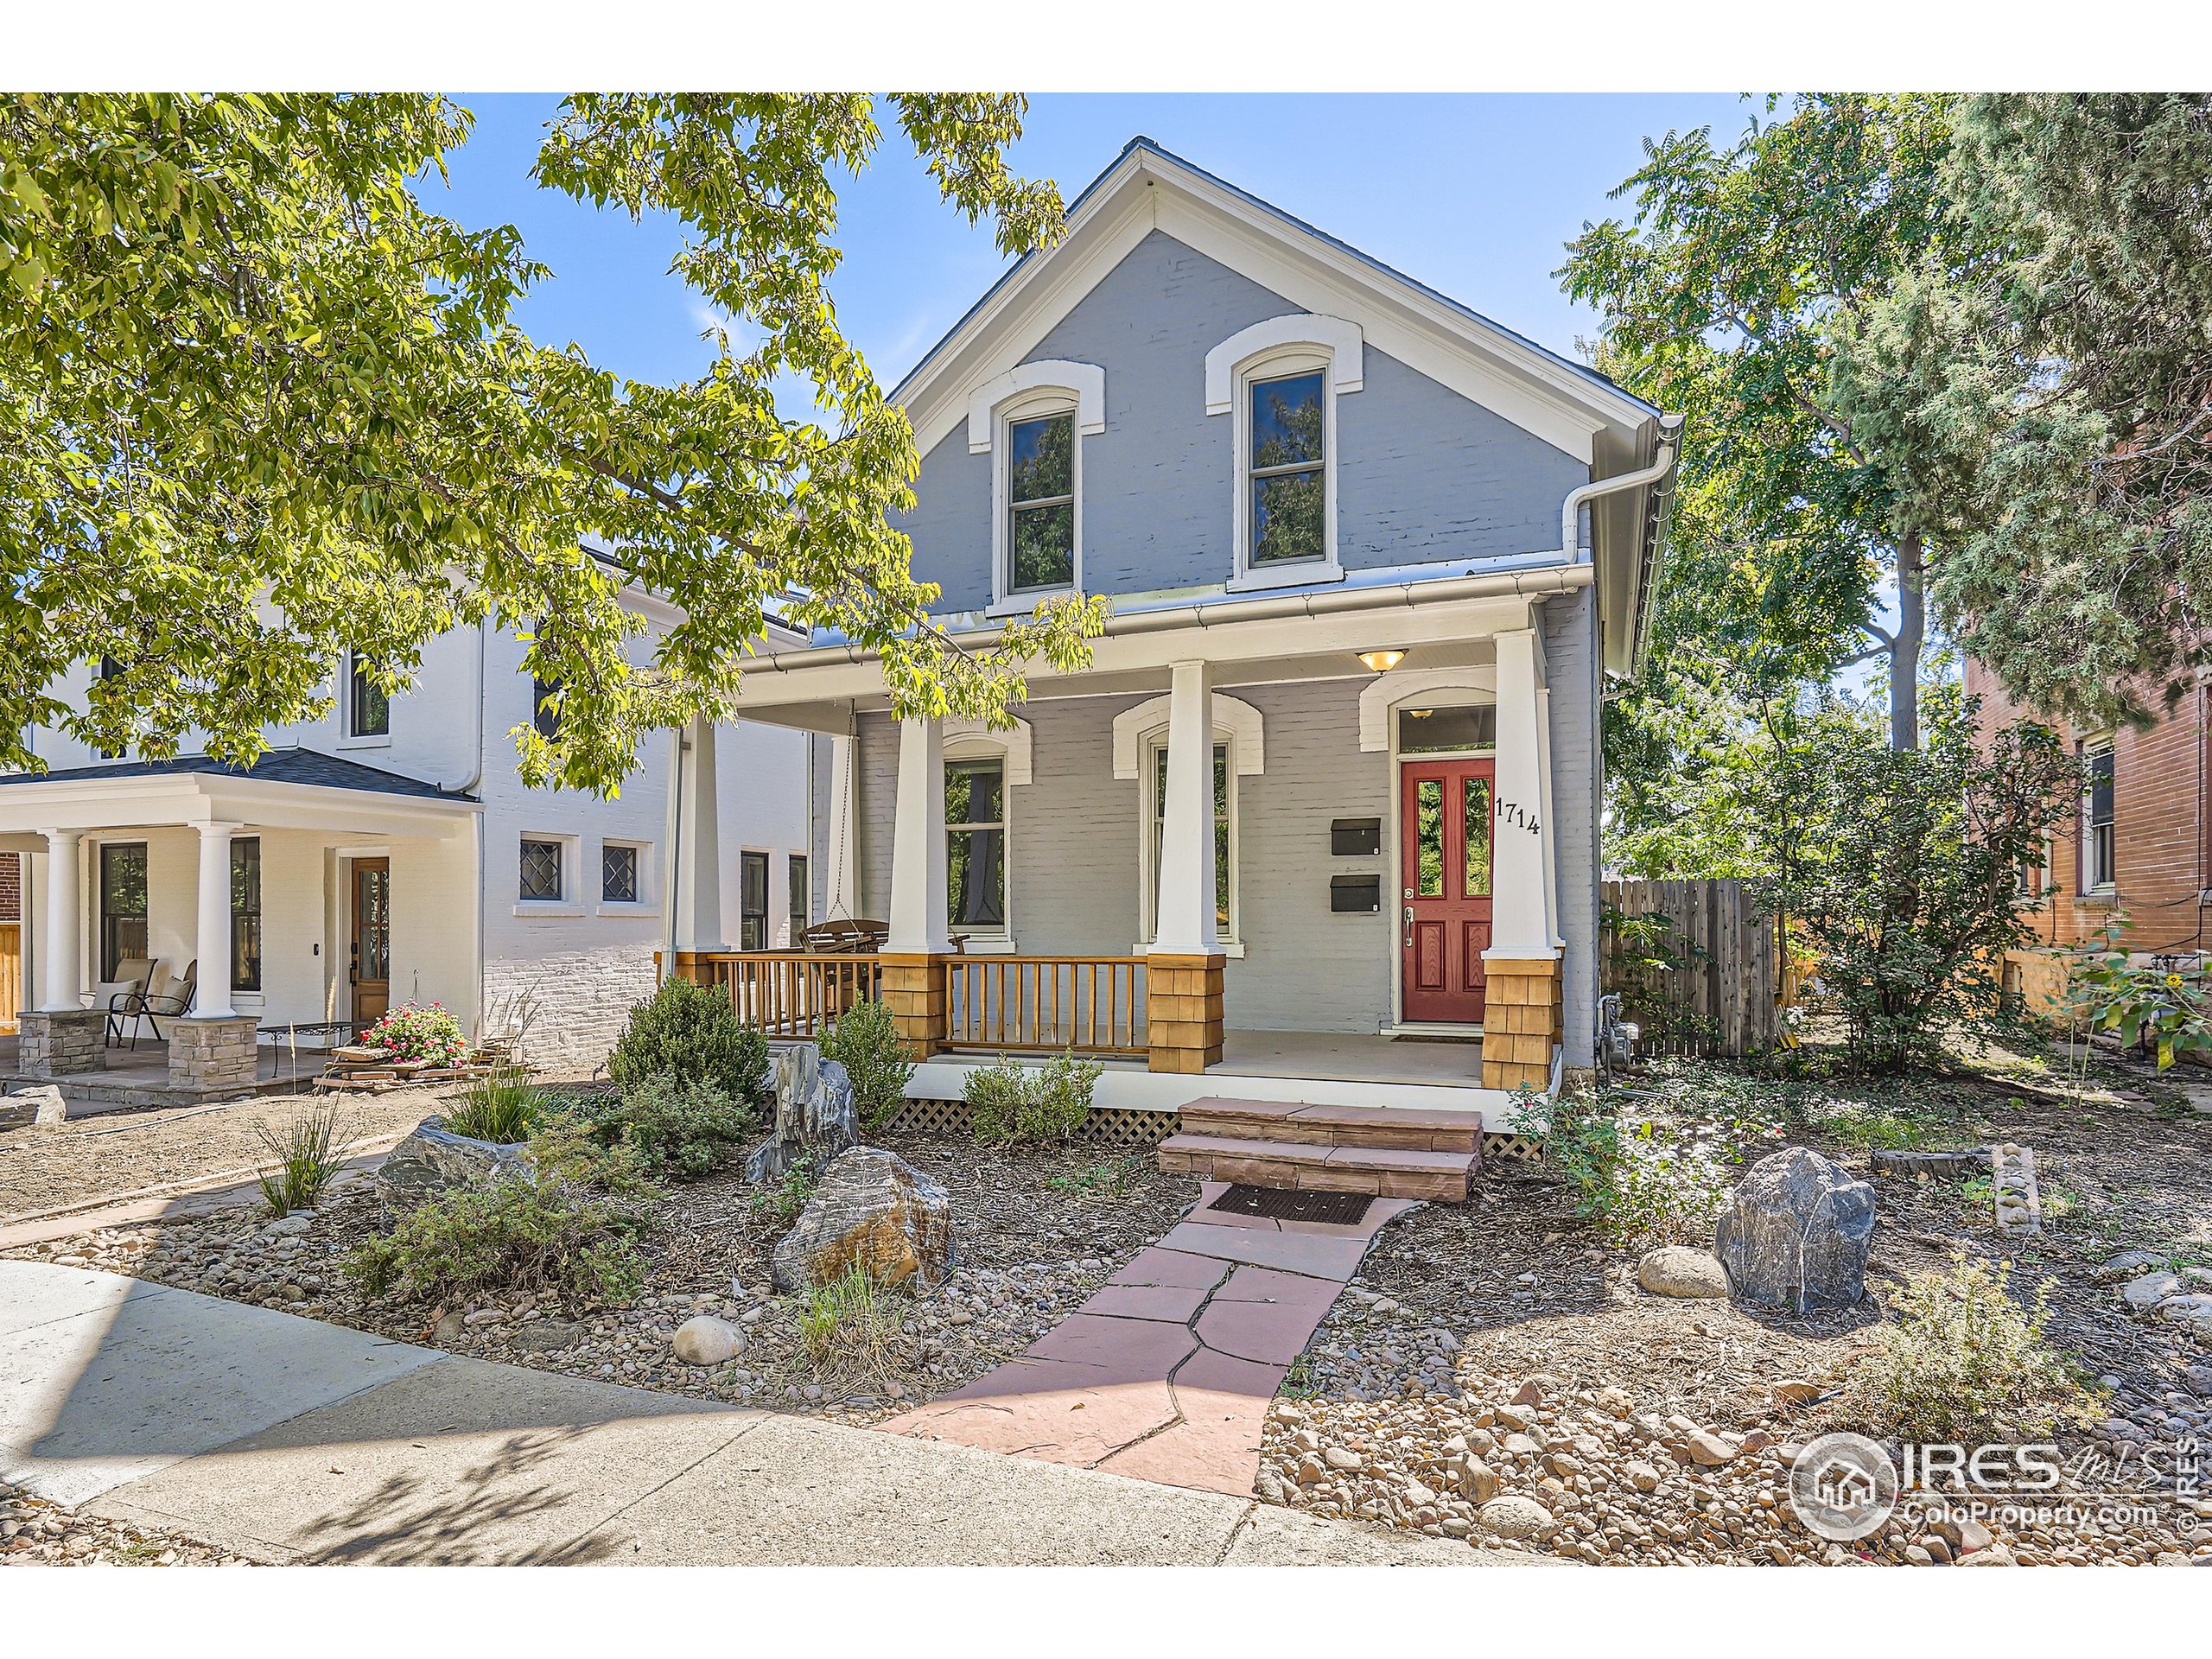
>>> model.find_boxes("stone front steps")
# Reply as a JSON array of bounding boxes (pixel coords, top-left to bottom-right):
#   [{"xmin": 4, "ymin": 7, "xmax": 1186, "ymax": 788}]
[{"xmin": 1156, "ymin": 1098, "xmax": 1484, "ymax": 1201}]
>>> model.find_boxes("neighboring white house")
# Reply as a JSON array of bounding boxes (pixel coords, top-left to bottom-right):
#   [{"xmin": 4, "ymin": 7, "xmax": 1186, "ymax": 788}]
[{"xmin": 3, "ymin": 552, "xmax": 823, "ymax": 1092}]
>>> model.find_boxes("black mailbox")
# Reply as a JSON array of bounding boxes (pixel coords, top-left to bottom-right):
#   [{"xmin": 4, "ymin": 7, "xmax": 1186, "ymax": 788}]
[
  {"xmin": 1331, "ymin": 817, "xmax": 1382, "ymax": 856},
  {"xmin": 1331, "ymin": 874, "xmax": 1382, "ymax": 913}
]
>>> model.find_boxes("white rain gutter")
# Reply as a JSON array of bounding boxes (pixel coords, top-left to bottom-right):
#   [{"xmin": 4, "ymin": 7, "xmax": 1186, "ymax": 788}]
[{"xmin": 747, "ymin": 561, "xmax": 1600, "ymax": 676}]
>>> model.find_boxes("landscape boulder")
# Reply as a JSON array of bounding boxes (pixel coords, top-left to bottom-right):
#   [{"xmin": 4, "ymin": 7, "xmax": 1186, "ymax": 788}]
[
  {"xmin": 1636, "ymin": 1245, "xmax": 1731, "ymax": 1299},
  {"xmin": 376, "ymin": 1116, "xmax": 531, "ymax": 1206},
  {"xmin": 1477, "ymin": 1495, "xmax": 1555, "ymax": 1541},
  {"xmin": 1713, "ymin": 1146, "xmax": 1876, "ymax": 1312},
  {"xmin": 3, "ymin": 1085, "xmax": 69, "ymax": 1129},
  {"xmin": 745, "ymin": 1042, "xmax": 858, "ymax": 1183},
  {"xmin": 671, "ymin": 1315, "xmax": 744, "ymax": 1366},
  {"xmin": 770, "ymin": 1146, "xmax": 953, "ymax": 1293}
]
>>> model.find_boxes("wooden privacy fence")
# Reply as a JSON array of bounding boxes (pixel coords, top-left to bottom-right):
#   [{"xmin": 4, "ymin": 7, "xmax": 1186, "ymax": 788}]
[
  {"xmin": 1600, "ymin": 880, "xmax": 1777, "ymax": 1058},
  {"xmin": 0, "ymin": 923, "xmax": 17, "ymax": 1034},
  {"xmin": 944, "ymin": 956, "xmax": 1149, "ymax": 1055}
]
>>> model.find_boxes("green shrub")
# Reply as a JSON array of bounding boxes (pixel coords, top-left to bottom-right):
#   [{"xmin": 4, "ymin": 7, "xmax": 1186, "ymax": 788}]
[
  {"xmin": 821, "ymin": 996, "xmax": 915, "ymax": 1128},
  {"xmin": 751, "ymin": 1150, "xmax": 824, "ymax": 1228},
  {"xmin": 608, "ymin": 977, "xmax": 769, "ymax": 1100},
  {"xmin": 1847, "ymin": 1253, "xmax": 2097, "ymax": 1442},
  {"xmin": 254, "ymin": 1103, "xmax": 348, "ymax": 1216},
  {"xmin": 443, "ymin": 1068, "xmax": 544, "ymax": 1144},
  {"xmin": 1533, "ymin": 1090, "xmax": 1732, "ymax": 1245},
  {"xmin": 346, "ymin": 1135, "xmax": 656, "ymax": 1312},
  {"xmin": 963, "ymin": 1049, "xmax": 1102, "ymax": 1146},
  {"xmin": 579, "ymin": 1074, "xmax": 759, "ymax": 1178}
]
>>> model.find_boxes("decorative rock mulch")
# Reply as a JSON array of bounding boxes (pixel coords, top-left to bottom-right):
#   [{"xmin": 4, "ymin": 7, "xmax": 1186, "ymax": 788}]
[
  {"xmin": 0, "ymin": 1135, "xmax": 1198, "ymax": 1431},
  {"xmin": 0, "ymin": 1477, "xmax": 250, "ymax": 1567}
]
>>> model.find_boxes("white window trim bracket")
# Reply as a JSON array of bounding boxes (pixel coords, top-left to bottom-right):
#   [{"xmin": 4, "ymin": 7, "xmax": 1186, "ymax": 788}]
[
  {"xmin": 1357, "ymin": 667, "xmax": 1500, "ymax": 752},
  {"xmin": 1111, "ymin": 693, "xmax": 1265, "ymax": 780}
]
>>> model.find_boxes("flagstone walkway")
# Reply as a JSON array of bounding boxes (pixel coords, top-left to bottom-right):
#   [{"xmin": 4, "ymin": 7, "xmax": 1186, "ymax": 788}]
[{"xmin": 884, "ymin": 1184, "xmax": 1413, "ymax": 1495}]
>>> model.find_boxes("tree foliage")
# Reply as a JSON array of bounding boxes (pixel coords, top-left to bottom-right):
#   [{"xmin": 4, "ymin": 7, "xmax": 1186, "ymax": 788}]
[
  {"xmin": 0, "ymin": 92, "xmax": 1105, "ymax": 792},
  {"xmin": 1833, "ymin": 93, "xmax": 2212, "ymax": 729},
  {"xmin": 1764, "ymin": 690, "xmax": 2078, "ymax": 1073},
  {"xmin": 1562, "ymin": 95, "xmax": 1960, "ymax": 755}
]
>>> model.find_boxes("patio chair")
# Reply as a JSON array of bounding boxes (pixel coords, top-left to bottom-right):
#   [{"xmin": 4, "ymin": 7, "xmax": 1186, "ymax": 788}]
[
  {"xmin": 114, "ymin": 959, "xmax": 196, "ymax": 1050},
  {"xmin": 99, "ymin": 957, "xmax": 156, "ymax": 1046}
]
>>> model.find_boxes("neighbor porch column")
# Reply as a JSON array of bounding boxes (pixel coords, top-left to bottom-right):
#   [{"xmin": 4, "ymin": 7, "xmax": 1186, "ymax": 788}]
[
  {"xmin": 881, "ymin": 715, "xmax": 949, "ymax": 1055},
  {"xmin": 168, "ymin": 820, "xmax": 258, "ymax": 1096},
  {"xmin": 1146, "ymin": 660, "xmax": 1225, "ymax": 1075},
  {"xmin": 1482, "ymin": 627, "xmax": 1561, "ymax": 1093},
  {"xmin": 16, "ymin": 830, "xmax": 101, "ymax": 1078},
  {"xmin": 193, "ymin": 822, "xmax": 239, "ymax": 1019},
  {"xmin": 671, "ymin": 714, "xmax": 728, "ymax": 980},
  {"xmin": 36, "ymin": 829, "xmax": 81, "ymax": 1013}
]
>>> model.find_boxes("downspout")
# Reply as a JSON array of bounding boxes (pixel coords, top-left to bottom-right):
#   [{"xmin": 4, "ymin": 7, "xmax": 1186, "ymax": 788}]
[
  {"xmin": 662, "ymin": 724, "xmax": 686, "ymax": 983},
  {"xmin": 1557, "ymin": 433, "xmax": 1680, "ymax": 563}
]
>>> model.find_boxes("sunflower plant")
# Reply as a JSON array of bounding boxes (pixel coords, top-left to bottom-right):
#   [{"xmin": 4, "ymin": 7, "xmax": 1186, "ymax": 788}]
[{"xmin": 2064, "ymin": 918, "xmax": 2211, "ymax": 1071}]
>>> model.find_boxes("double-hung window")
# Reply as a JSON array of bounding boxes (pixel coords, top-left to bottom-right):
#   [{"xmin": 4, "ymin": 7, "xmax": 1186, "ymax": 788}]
[
  {"xmin": 1147, "ymin": 741, "xmax": 1233, "ymax": 941},
  {"xmin": 1007, "ymin": 412, "xmax": 1075, "ymax": 594},
  {"xmin": 531, "ymin": 672, "xmax": 563, "ymax": 741},
  {"xmin": 348, "ymin": 652, "xmax": 390, "ymax": 738},
  {"xmin": 2083, "ymin": 735, "xmax": 2116, "ymax": 892},
  {"xmin": 231, "ymin": 837, "xmax": 262, "ymax": 992},
  {"xmin": 740, "ymin": 851, "xmax": 769, "ymax": 950},
  {"xmin": 1248, "ymin": 372, "xmax": 1326, "ymax": 566},
  {"xmin": 99, "ymin": 842, "xmax": 148, "ymax": 981},
  {"xmin": 945, "ymin": 759, "xmax": 1007, "ymax": 932}
]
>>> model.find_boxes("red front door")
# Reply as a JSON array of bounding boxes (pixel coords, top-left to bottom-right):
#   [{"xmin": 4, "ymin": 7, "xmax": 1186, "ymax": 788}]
[{"xmin": 1400, "ymin": 759, "xmax": 1495, "ymax": 1023}]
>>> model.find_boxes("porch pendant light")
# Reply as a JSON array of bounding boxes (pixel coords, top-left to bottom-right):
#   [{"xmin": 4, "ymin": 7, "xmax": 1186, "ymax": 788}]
[{"xmin": 1357, "ymin": 648, "xmax": 1406, "ymax": 673}]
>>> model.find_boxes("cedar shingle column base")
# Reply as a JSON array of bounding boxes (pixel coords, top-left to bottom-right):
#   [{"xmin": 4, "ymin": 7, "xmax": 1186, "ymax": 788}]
[
  {"xmin": 1481, "ymin": 957, "xmax": 1560, "ymax": 1093},
  {"xmin": 879, "ymin": 953, "xmax": 946, "ymax": 1058},
  {"xmin": 1147, "ymin": 952, "xmax": 1224, "ymax": 1075}
]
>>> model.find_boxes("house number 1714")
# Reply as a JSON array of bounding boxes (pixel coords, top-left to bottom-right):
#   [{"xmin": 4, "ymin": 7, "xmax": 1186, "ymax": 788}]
[{"xmin": 1496, "ymin": 798, "xmax": 1541, "ymax": 835}]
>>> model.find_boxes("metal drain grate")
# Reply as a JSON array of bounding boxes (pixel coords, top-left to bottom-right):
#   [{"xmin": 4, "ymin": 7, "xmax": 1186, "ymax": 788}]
[{"xmin": 1208, "ymin": 1184, "xmax": 1374, "ymax": 1226}]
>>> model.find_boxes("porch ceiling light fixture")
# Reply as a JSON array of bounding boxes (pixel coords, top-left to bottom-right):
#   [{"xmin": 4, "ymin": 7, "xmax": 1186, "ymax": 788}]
[{"xmin": 1357, "ymin": 648, "xmax": 1406, "ymax": 673}]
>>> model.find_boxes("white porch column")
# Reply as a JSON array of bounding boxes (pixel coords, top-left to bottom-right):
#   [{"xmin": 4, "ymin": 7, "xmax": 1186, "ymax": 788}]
[
  {"xmin": 825, "ymin": 730, "xmax": 861, "ymax": 921},
  {"xmin": 37, "ymin": 830, "xmax": 81, "ymax": 1012},
  {"xmin": 885, "ymin": 716, "xmax": 950, "ymax": 956},
  {"xmin": 193, "ymin": 822, "xmax": 241, "ymax": 1019},
  {"xmin": 1485, "ymin": 629, "xmax": 1555, "ymax": 961},
  {"xmin": 672, "ymin": 715, "xmax": 727, "ymax": 954},
  {"xmin": 1149, "ymin": 659, "xmax": 1219, "ymax": 956}
]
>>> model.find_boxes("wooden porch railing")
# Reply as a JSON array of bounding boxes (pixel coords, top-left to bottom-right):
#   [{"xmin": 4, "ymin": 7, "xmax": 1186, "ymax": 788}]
[
  {"xmin": 943, "ymin": 956, "xmax": 1148, "ymax": 1055},
  {"xmin": 696, "ymin": 951, "xmax": 887, "ymax": 1039}
]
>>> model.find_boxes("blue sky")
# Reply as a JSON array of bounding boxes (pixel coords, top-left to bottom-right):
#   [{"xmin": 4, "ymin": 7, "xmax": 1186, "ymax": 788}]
[{"xmin": 429, "ymin": 93, "xmax": 1760, "ymax": 392}]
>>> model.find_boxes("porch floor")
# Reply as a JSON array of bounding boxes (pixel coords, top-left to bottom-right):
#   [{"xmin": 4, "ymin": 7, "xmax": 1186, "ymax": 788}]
[
  {"xmin": 1211, "ymin": 1030, "xmax": 1483, "ymax": 1089},
  {"xmin": 1, "ymin": 1035, "xmax": 325, "ymax": 1116}
]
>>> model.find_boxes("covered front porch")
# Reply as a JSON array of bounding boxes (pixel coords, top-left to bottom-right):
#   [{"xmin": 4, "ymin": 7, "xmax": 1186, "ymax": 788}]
[
  {"xmin": 682, "ymin": 570, "xmax": 1589, "ymax": 1114},
  {"xmin": 1, "ymin": 753, "xmax": 480, "ymax": 1103}
]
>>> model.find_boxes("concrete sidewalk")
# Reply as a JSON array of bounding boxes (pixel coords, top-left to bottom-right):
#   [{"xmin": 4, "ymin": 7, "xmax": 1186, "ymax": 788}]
[{"xmin": 2, "ymin": 1262, "xmax": 1542, "ymax": 1566}]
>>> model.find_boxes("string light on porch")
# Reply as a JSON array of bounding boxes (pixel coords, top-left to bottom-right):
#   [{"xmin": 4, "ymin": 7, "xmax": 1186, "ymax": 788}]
[{"xmin": 1356, "ymin": 648, "xmax": 1406, "ymax": 672}]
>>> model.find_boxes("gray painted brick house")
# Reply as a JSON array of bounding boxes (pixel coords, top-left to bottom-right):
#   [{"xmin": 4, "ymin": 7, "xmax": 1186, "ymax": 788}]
[{"xmin": 715, "ymin": 137, "xmax": 1679, "ymax": 1120}]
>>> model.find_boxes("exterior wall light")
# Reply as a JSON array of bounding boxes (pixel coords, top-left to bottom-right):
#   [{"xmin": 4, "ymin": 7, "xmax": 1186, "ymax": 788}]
[{"xmin": 1357, "ymin": 649, "xmax": 1406, "ymax": 673}]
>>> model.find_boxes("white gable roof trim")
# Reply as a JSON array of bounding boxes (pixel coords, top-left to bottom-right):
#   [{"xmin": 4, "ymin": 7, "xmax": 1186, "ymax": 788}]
[{"xmin": 894, "ymin": 138, "xmax": 1661, "ymax": 467}]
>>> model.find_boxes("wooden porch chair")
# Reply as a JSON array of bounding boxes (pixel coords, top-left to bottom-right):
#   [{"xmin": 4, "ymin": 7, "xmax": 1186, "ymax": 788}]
[
  {"xmin": 114, "ymin": 959, "xmax": 197, "ymax": 1049},
  {"xmin": 99, "ymin": 957, "xmax": 156, "ymax": 1047}
]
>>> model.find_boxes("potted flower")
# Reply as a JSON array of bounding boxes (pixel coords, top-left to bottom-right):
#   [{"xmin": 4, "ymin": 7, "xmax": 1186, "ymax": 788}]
[{"xmin": 360, "ymin": 1001, "xmax": 469, "ymax": 1068}]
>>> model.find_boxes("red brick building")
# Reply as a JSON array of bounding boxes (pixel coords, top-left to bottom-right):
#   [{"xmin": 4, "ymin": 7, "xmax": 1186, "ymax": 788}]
[{"xmin": 1967, "ymin": 659, "xmax": 2211, "ymax": 1008}]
